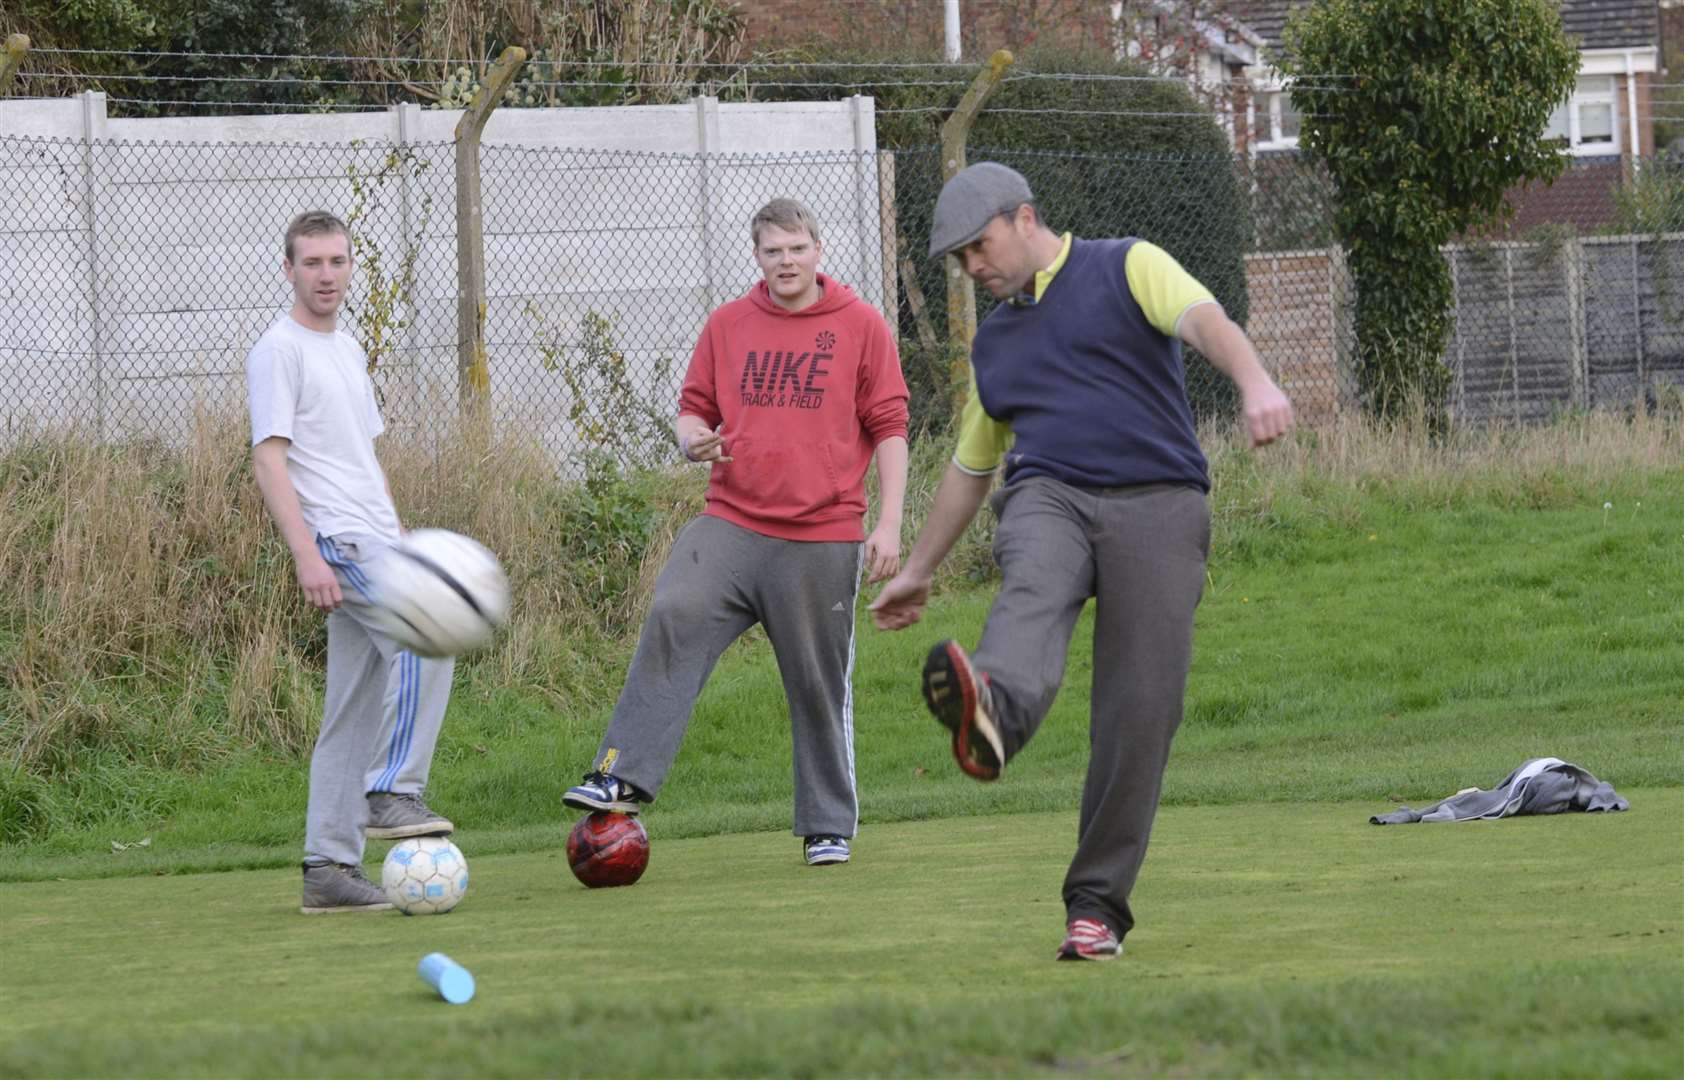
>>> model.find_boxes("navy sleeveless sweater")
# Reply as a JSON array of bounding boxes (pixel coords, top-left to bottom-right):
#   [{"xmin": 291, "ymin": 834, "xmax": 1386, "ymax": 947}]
[{"xmin": 971, "ymin": 237, "xmax": 1210, "ymax": 492}]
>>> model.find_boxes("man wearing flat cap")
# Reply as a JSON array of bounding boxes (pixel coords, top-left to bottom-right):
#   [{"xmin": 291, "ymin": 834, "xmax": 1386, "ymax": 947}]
[{"xmin": 871, "ymin": 161, "xmax": 1293, "ymax": 962}]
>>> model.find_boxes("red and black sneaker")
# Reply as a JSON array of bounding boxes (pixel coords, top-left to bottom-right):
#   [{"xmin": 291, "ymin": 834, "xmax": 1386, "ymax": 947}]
[
  {"xmin": 921, "ymin": 640, "xmax": 1004, "ymax": 781},
  {"xmin": 1056, "ymin": 918, "xmax": 1122, "ymax": 962}
]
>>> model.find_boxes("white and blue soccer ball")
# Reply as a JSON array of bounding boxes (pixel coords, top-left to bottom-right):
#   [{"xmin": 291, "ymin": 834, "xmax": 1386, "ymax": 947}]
[
  {"xmin": 382, "ymin": 836, "xmax": 470, "ymax": 915},
  {"xmin": 365, "ymin": 529, "xmax": 511, "ymax": 659}
]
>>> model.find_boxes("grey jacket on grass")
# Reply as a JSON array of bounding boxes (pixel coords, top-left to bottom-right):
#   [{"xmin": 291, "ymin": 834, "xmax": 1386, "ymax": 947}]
[{"xmin": 1370, "ymin": 757, "xmax": 1630, "ymax": 825}]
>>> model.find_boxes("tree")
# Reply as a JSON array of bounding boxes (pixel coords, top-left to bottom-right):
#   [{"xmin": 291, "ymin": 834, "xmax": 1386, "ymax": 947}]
[
  {"xmin": 2, "ymin": 1, "xmax": 365, "ymax": 112},
  {"xmin": 1281, "ymin": 0, "xmax": 1577, "ymax": 421},
  {"xmin": 1, "ymin": 0, "xmax": 745, "ymax": 112},
  {"xmin": 345, "ymin": 0, "xmax": 746, "ymax": 108}
]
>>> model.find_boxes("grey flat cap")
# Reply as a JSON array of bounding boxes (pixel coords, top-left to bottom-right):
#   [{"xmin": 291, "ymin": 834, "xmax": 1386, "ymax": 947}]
[{"xmin": 928, "ymin": 162, "xmax": 1034, "ymax": 258}]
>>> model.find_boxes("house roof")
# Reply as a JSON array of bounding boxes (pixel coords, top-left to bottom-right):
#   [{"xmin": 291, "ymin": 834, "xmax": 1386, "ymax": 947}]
[
  {"xmin": 1225, "ymin": 0, "xmax": 1294, "ymax": 51},
  {"xmin": 1227, "ymin": 1, "xmax": 1658, "ymax": 56},
  {"xmin": 1560, "ymin": 0, "xmax": 1658, "ymax": 49}
]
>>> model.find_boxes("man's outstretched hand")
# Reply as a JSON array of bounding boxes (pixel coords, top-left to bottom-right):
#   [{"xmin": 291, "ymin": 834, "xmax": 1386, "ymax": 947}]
[{"xmin": 868, "ymin": 572, "xmax": 931, "ymax": 630}]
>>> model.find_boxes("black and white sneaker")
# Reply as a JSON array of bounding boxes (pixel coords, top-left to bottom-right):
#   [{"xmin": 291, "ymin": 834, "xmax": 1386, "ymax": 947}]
[
  {"xmin": 804, "ymin": 835, "xmax": 851, "ymax": 866},
  {"xmin": 563, "ymin": 771, "xmax": 645, "ymax": 815}
]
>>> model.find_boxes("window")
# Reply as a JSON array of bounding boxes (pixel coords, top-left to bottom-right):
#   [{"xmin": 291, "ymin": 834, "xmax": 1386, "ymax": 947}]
[
  {"xmin": 1279, "ymin": 93, "xmax": 1302, "ymax": 141},
  {"xmin": 1253, "ymin": 89, "xmax": 1300, "ymax": 150},
  {"xmin": 1544, "ymin": 76, "xmax": 1619, "ymax": 154}
]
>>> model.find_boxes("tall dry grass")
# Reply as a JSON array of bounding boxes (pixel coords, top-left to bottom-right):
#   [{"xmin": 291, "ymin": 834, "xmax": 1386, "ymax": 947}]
[
  {"xmin": 0, "ymin": 409, "xmax": 293, "ymax": 773},
  {"xmin": 1211, "ymin": 401, "xmax": 1682, "ymax": 501},
  {"xmin": 1, "ymin": 400, "xmax": 1676, "ymax": 775},
  {"xmin": 0, "ymin": 402, "xmax": 701, "ymax": 774},
  {"xmin": 1204, "ymin": 401, "xmax": 1683, "ymax": 555}
]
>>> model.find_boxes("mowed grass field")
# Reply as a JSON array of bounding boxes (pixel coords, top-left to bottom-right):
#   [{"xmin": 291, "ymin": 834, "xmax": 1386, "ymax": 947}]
[
  {"xmin": 4, "ymin": 796, "xmax": 1680, "ymax": 1077},
  {"xmin": 3, "ymin": 416, "xmax": 1682, "ymax": 1075}
]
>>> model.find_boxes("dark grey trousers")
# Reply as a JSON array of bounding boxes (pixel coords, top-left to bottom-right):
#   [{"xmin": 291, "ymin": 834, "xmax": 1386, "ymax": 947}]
[
  {"xmin": 593, "ymin": 515, "xmax": 864, "ymax": 838},
  {"xmin": 973, "ymin": 477, "xmax": 1209, "ymax": 940}
]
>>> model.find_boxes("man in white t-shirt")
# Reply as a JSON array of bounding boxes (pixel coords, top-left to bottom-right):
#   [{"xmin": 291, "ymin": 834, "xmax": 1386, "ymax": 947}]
[{"xmin": 247, "ymin": 210, "xmax": 456, "ymax": 914}]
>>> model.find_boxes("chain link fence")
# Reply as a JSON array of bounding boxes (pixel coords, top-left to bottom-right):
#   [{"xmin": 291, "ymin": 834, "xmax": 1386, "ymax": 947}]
[
  {"xmin": 2, "ymin": 135, "xmax": 1675, "ymax": 468},
  {"xmin": 1444, "ymin": 155, "xmax": 1684, "ymax": 421}
]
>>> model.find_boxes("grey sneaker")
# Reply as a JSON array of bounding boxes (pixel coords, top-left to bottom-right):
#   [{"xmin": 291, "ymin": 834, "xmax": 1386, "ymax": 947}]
[
  {"xmin": 301, "ymin": 862, "xmax": 394, "ymax": 914},
  {"xmin": 365, "ymin": 792, "xmax": 454, "ymax": 839}
]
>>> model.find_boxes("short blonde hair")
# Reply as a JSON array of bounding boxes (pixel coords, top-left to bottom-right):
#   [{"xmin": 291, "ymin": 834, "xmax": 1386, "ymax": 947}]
[
  {"xmin": 750, "ymin": 198, "xmax": 822, "ymax": 247},
  {"xmin": 284, "ymin": 210, "xmax": 349, "ymax": 261}
]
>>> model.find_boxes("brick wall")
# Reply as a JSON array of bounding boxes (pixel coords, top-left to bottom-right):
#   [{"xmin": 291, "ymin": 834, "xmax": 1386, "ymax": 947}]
[
  {"xmin": 1242, "ymin": 248, "xmax": 1348, "ymax": 427},
  {"xmin": 1598, "ymin": 71, "xmax": 1659, "ymax": 159},
  {"xmin": 1623, "ymin": 72, "xmax": 1656, "ymax": 157},
  {"xmin": 1506, "ymin": 159, "xmax": 1624, "ymax": 235}
]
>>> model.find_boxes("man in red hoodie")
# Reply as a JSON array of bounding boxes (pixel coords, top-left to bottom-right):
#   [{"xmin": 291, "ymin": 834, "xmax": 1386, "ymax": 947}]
[{"xmin": 564, "ymin": 198, "xmax": 910, "ymax": 867}]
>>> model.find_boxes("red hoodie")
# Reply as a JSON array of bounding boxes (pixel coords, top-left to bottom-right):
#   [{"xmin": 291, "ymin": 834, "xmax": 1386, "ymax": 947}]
[{"xmin": 679, "ymin": 273, "xmax": 910, "ymax": 542}]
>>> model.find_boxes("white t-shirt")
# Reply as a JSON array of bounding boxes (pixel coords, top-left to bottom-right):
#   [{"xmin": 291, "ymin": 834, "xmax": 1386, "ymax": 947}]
[{"xmin": 246, "ymin": 314, "xmax": 401, "ymax": 542}]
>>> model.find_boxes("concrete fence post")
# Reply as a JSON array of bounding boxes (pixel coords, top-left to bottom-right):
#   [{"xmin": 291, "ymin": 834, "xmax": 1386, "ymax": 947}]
[
  {"xmin": 848, "ymin": 95, "xmax": 878, "ymax": 315},
  {"xmin": 878, "ymin": 150, "xmax": 898, "ymax": 329},
  {"xmin": 1566, "ymin": 235, "xmax": 1587, "ymax": 409},
  {"xmin": 80, "ymin": 91, "xmax": 110, "ymax": 437},
  {"xmin": 694, "ymin": 95, "xmax": 721, "ymax": 314},
  {"xmin": 393, "ymin": 101, "xmax": 424, "ymax": 416}
]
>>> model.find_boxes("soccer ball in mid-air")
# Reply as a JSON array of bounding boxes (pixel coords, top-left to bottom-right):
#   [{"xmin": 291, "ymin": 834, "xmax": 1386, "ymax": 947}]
[
  {"xmin": 382, "ymin": 836, "xmax": 470, "ymax": 915},
  {"xmin": 567, "ymin": 812, "xmax": 649, "ymax": 888},
  {"xmin": 365, "ymin": 529, "xmax": 511, "ymax": 658}
]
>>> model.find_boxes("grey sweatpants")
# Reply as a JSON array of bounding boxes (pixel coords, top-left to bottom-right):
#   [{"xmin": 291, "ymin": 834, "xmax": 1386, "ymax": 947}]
[
  {"xmin": 593, "ymin": 515, "xmax": 864, "ymax": 838},
  {"xmin": 972, "ymin": 478, "xmax": 1209, "ymax": 940},
  {"xmin": 304, "ymin": 533, "xmax": 454, "ymax": 867}
]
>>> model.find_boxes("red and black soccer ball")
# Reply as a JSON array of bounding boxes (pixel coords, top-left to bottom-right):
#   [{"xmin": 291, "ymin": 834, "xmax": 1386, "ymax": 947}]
[{"xmin": 566, "ymin": 811, "xmax": 650, "ymax": 888}]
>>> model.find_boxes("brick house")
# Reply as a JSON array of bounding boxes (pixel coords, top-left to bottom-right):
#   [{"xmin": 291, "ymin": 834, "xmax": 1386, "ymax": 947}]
[
  {"xmin": 1230, "ymin": 1, "xmax": 1660, "ymax": 160},
  {"xmin": 1227, "ymin": 1, "xmax": 1660, "ymax": 232},
  {"xmin": 738, "ymin": 1, "xmax": 1113, "ymax": 58},
  {"xmin": 737, "ymin": 1, "xmax": 1269, "ymax": 147},
  {"xmin": 738, "ymin": 2, "xmax": 1662, "ymax": 164},
  {"xmin": 734, "ymin": 1, "xmax": 1673, "ymax": 420}
]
